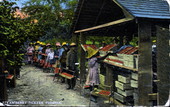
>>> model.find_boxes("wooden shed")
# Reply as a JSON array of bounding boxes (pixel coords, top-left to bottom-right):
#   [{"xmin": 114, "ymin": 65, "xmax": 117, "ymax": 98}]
[{"xmin": 71, "ymin": 0, "xmax": 170, "ymax": 106}]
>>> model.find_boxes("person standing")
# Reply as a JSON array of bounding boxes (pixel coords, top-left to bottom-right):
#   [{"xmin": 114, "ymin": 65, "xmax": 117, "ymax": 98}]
[
  {"xmin": 54, "ymin": 42, "xmax": 61, "ymax": 63},
  {"xmin": 40, "ymin": 43, "xmax": 46, "ymax": 67},
  {"xmin": 44, "ymin": 43, "xmax": 51, "ymax": 68},
  {"xmin": 59, "ymin": 43, "xmax": 70, "ymax": 83},
  {"xmin": 26, "ymin": 43, "xmax": 34, "ymax": 64},
  {"xmin": 85, "ymin": 46, "xmax": 114, "ymax": 102},
  {"xmin": 47, "ymin": 48, "xmax": 55, "ymax": 65},
  {"xmin": 66, "ymin": 43, "xmax": 78, "ymax": 89},
  {"xmin": 37, "ymin": 42, "xmax": 43, "ymax": 62}
]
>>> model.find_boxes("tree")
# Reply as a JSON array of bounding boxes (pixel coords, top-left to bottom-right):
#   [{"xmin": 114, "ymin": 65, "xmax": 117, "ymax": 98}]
[{"xmin": 22, "ymin": 0, "xmax": 78, "ymax": 41}]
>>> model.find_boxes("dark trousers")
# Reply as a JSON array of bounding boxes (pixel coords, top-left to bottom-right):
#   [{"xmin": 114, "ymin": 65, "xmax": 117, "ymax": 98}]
[
  {"xmin": 90, "ymin": 85, "xmax": 98, "ymax": 102},
  {"xmin": 61, "ymin": 63, "xmax": 66, "ymax": 82},
  {"xmin": 67, "ymin": 77, "xmax": 76, "ymax": 89}
]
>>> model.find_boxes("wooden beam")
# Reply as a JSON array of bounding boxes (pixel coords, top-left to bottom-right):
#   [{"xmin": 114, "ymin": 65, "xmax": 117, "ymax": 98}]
[
  {"xmin": 112, "ymin": 0, "xmax": 134, "ymax": 18},
  {"xmin": 156, "ymin": 25, "xmax": 170, "ymax": 105},
  {"xmin": 72, "ymin": 0, "xmax": 85, "ymax": 32},
  {"xmin": 93, "ymin": 0, "xmax": 106, "ymax": 26},
  {"xmin": 137, "ymin": 20, "xmax": 153, "ymax": 106},
  {"xmin": 75, "ymin": 18, "xmax": 134, "ymax": 33},
  {"xmin": 79, "ymin": 33, "xmax": 86, "ymax": 83}
]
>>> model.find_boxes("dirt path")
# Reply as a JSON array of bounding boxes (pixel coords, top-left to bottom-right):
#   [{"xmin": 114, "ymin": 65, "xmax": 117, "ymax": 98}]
[{"xmin": 7, "ymin": 65, "xmax": 100, "ymax": 106}]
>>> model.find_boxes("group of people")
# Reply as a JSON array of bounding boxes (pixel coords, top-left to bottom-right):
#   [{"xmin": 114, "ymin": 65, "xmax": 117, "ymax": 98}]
[
  {"xmin": 26, "ymin": 40, "xmax": 115, "ymax": 102},
  {"xmin": 26, "ymin": 41, "xmax": 78, "ymax": 90}
]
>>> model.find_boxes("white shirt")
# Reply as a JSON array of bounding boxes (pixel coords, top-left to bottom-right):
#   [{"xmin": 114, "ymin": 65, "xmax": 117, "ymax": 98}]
[
  {"xmin": 27, "ymin": 46, "xmax": 34, "ymax": 53},
  {"xmin": 45, "ymin": 48, "xmax": 51, "ymax": 55},
  {"xmin": 48, "ymin": 52, "xmax": 54, "ymax": 60}
]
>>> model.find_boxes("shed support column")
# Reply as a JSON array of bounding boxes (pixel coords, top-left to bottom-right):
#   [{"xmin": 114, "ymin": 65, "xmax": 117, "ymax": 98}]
[
  {"xmin": 79, "ymin": 32, "xmax": 86, "ymax": 83},
  {"xmin": 138, "ymin": 20, "xmax": 152, "ymax": 106},
  {"xmin": 156, "ymin": 25, "xmax": 170, "ymax": 105},
  {"xmin": 105, "ymin": 65, "xmax": 113, "ymax": 89}
]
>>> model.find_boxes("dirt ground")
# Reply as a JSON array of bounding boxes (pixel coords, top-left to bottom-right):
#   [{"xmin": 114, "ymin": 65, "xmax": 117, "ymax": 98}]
[{"xmin": 6, "ymin": 65, "xmax": 111, "ymax": 106}]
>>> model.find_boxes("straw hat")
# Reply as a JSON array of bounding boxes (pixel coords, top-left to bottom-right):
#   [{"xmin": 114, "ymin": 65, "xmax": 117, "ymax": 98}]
[
  {"xmin": 40, "ymin": 42, "xmax": 44, "ymax": 45},
  {"xmin": 70, "ymin": 42, "xmax": 76, "ymax": 46},
  {"xmin": 62, "ymin": 42, "xmax": 67, "ymax": 46},
  {"xmin": 86, "ymin": 46, "xmax": 99, "ymax": 58},
  {"xmin": 36, "ymin": 41, "xmax": 40, "ymax": 43},
  {"xmin": 152, "ymin": 40, "xmax": 156, "ymax": 43},
  {"xmin": 46, "ymin": 43, "xmax": 51, "ymax": 46},
  {"xmin": 56, "ymin": 42, "xmax": 61, "ymax": 46}
]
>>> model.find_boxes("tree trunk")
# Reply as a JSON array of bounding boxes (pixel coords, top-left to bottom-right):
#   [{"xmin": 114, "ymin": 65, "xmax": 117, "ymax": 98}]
[{"xmin": 0, "ymin": 58, "xmax": 8, "ymax": 102}]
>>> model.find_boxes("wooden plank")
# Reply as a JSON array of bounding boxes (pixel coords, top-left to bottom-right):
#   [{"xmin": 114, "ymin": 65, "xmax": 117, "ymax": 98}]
[
  {"xmin": 156, "ymin": 25, "xmax": 170, "ymax": 105},
  {"xmin": 103, "ymin": 61, "xmax": 138, "ymax": 71},
  {"xmin": 131, "ymin": 72, "xmax": 138, "ymax": 80},
  {"xmin": 6, "ymin": 75, "xmax": 14, "ymax": 80},
  {"xmin": 91, "ymin": 89, "xmax": 111, "ymax": 98},
  {"xmin": 110, "ymin": 97, "xmax": 125, "ymax": 105},
  {"xmin": 148, "ymin": 93, "xmax": 158, "ymax": 101},
  {"xmin": 75, "ymin": 18, "xmax": 134, "ymax": 33},
  {"xmin": 137, "ymin": 20, "xmax": 152, "ymax": 106},
  {"xmin": 59, "ymin": 73, "xmax": 74, "ymax": 80},
  {"xmin": 115, "ymin": 81, "xmax": 132, "ymax": 90},
  {"xmin": 130, "ymin": 79, "xmax": 138, "ymax": 88},
  {"xmin": 118, "ymin": 75, "xmax": 130, "ymax": 84},
  {"xmin": 117, "ymin": 88, "xmax": 133, "ymax": 97}
]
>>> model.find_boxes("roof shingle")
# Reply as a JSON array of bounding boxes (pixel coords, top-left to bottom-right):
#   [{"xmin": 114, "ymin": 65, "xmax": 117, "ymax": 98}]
[{"xmin": 116, "ymin": 0, "xmax": 170, "ymax": 19}]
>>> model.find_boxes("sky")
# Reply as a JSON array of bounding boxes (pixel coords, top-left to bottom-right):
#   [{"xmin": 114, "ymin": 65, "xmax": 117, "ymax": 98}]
[
  {"xmin": 11, "ymin": 0, "xmax": 29, "ymax": 8},
  {"xmin": 0, "ymin": 0, "xmax": 169, "ymax": 9},
  {"xmin": 0, "ymin": 0, "xmax": 29, "ymax": 8}
]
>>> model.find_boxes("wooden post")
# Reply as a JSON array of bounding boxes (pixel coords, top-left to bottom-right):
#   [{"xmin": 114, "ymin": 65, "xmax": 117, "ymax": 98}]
[
  {"xmin": 79, "ymin": 32, "xmax": 86, "ymax": 83},
  {"xmin": 0, "ymin": 58, "xmax": 8, "ymax": 102},
  {"xmin": 156, "ymin": 25, "xmax": 170, "ymax": 105},
  {"xmin": 137, "ymin": 20, "xmax": 152, "ymax": 106},
  {"xmin": 76, "ymin": 34, "xmax": 79, "ymax": 48},
  {"xmin": 10, "ymin": 69, "xmax": 16, "ymax": 88},
  {"xmin": 105, "ymin": 65, "xmax": 113, "ymax": 90},
  {"xmin": 119, "ymin": 35, "xmax": 124, "ymax": 48}
]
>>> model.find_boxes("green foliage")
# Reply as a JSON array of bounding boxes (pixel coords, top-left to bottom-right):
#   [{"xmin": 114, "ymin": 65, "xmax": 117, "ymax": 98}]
[
  {"xmin": 22, "ymin": 0, "xmax": 78, "ymax": 40},
  {"xmin": 129, "ymin": 37, "xmax": 138, "ymax": 47},
  {"xmin": 0, "ymin": 0, "xmax": 42, "ymax": 70},
  {"xmin": 86, "ymin": 36, "xmax": 114, "ymax": 47}
]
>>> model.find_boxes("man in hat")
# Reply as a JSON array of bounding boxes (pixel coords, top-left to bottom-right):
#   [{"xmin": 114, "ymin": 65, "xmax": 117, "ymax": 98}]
[
  {"xmin": 54, "ymin": 42, "xmax": 61, "ymax": 60},
  {"xmin": 37, "ymin": 42, "xmax": 43, "ymax": 62},
  {"xmin": 44, "ymin": 43, "xmax": 51, "ymax": 68},
  {"xmin": 59, "ymin": 43, "xmax": 70, "ymax": 83},
  {"xmin": 54, "ymin": 42, "xmax": 63, "ymax": 65},
  {"xmin": 66, "ymin": 42, "xmax": 78, "ymax": 89}
]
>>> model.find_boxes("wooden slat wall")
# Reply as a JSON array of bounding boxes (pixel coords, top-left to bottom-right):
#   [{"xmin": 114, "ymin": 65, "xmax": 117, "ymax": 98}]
[{"xmin": 156, "ymin": 25, "xmax": 170, "ymax": 105}]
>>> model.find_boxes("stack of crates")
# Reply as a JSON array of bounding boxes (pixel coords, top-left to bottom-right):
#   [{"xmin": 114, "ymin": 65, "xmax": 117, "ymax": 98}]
[
  {"xmin": 114, "ymin": 74, "xmax": 134, "ymax": 104},
  {"xmin": 117, "ymin": 47, "xmax": 139, "ymax": 69},
  {"xmin": 99, "ymin": 44, "xmax": 117, "ymax": 56}
]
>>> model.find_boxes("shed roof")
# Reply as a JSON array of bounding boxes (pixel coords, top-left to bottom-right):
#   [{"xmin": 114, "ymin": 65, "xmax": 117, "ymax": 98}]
[
  {"xmin": 116, "ymin": 0, "xmax": 170, "ymax": 19},
  {"xmin": 71, "ymin": 0, "xmax": 170, "ymax": 35}
]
